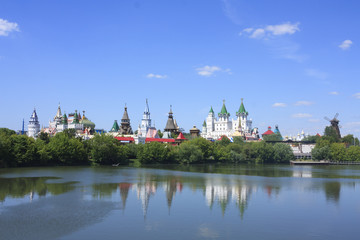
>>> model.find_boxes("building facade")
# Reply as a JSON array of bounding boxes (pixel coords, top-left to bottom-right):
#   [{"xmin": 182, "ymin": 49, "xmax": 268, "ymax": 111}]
[
  {"xmin": 27, "ymin": 108, "xmax": 40, "ymax": 138},
  {"xmin": 201, "ymin": 99, "xmax": 259, "ymax": 140}
]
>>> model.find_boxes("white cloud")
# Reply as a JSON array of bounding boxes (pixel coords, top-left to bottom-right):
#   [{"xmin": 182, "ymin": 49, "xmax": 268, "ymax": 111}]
[
  {"xmin": 295, "ymin": 101, "xmax": 314, "ymax": 106},
  {"xmin": 353, "ymin": 93, "xmax": 360, "ymax": 99},
  {"xmin": 339, "ymin": 40, "xmax": 353, "ymax": 50},
  {"xmin": 146, "ymin": 73, "xmax": 167, "ymax": 79},
  {"xmin": 272, "ymin": 102, "xmax": 287, "ymax": 107},
  {"xmin": 309, "ymin": 118, "xmax": 320, "ymax": 122},
  {"xmin": 0, "ymin": 18, "xmax": 19, "ymax": 36},
  {"xmin": 196, "ymin": 65, "xmax": 230, "ymax": 77},
  {"xmin": 292, "ymin": 113, "xmax": 312, "ymax": 118},
  {"xmin": 329, "ymin": 91, "xmax": 339, "ymax": 95},
  {"xmin": 250, "ymin": 28, "xmax": 266, "ymax": 39},
  {"xmin": 305, "ymin": 69, "xmax": 328, "ymax": 80},
  {"xmin": 241, "ymin": 22, "xmax": 300, "ymax": 39},
  {"xmin": 265, "ymin": 22, "xmax": 300, "ymax": 35}
]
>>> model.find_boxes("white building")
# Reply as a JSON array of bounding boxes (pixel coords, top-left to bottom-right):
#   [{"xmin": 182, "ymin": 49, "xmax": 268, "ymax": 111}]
[
  {"xmin": 201, "ymin": 99, "xmax": 259, "ymax": 140},
  {"xmin": 139, "ymin": 99, "xmax": 151, "ymax": 137},
  {"xmin": 27, "ymin": 108, "xmax": 40, "ymax": 138}
]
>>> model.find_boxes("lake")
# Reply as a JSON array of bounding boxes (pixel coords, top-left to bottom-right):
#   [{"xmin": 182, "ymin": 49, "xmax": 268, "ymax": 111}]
[{"xmin": 1, "ymin": 164, "xmax": 360, "ymax": 240}]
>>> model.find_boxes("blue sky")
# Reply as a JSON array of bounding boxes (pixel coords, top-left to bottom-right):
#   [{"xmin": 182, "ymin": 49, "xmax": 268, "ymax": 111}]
[{"xmin": 0, "ymin": 0, "xmax": 359, "ymax": 137}]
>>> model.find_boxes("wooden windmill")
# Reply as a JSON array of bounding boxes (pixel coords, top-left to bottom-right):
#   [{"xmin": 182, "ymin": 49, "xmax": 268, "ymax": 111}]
[{"xmin": 324, "ymin": 113, "xmax": 341, "ymax": 138}]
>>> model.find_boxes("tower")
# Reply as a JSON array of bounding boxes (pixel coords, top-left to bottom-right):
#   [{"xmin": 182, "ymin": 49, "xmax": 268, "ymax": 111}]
[
  {"xmin": 164, "ymin": 105, "xmax": 178, "ymax": 134},
  {"xmin": 140, "ymin": 99, "xmax": 151, "ymax": 136},
  {"xmin": 119, "ymin": 104, "xmax": 133, "ymax": 135},
  {"xmin": 27, "ymin": 108, "xmax": 40, "ymax": 138},
  {"xmin": 236, "ymin": 98, "xmax": 252, "ymax": 133},
  {"xmin": 217, "ymin": 100, "xmax": 231, "ymax": 131},
  {"xmin": 202, "ymin": 120, "xmax": 207, "ymax": 134},
  {"xmin": 206, "ymin": 106, "xmax": 215, "ymax": 133}
]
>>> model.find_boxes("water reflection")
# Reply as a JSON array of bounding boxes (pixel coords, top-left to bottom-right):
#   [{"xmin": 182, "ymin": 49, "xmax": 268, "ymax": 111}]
[
  {"xmin": 87, "ymin": 169, "xmax": 356, "ymax": 219},
  {"xmin": 1, "ymin": 166, "xmax": 360, "ymax": 240}
]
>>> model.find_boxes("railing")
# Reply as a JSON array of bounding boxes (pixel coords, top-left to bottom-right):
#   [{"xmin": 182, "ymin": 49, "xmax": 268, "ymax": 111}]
[{"xmin": 329, "ymin": 161, "xmax": 360, "ymax": 165}]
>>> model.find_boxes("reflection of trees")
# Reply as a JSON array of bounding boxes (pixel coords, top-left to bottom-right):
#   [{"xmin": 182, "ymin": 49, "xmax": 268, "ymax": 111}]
[
  {"xmin": 324, "ymin": 182, "xmax": 341, "ymax": 203},
  {"xmin": 92, "ymin": 183, "xmax": 118, "ymax": 199},
  {"xmin": 0, "ymin": 177, "xmax": 76, "ymax": 202}
]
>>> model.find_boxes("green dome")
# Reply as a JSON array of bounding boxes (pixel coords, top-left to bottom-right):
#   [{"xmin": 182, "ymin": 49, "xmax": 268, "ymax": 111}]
[{"xmin": 80, "ymin": 118, "xmax": 95, "ymax": 128}]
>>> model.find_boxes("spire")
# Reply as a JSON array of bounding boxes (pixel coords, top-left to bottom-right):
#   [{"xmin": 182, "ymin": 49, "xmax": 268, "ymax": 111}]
[
  {"xmin": 110, "ymin": 120, "xmax": 120, "ymax": 132},
  {"xmin": 122, "ymin": 105, "xmax": 130, "ymax": 120},
  {"xmin": 202, "ymin": 120, "xmax": 206, "ymax": 127},
  {"xmin": 73, "ymin": 110, "xmax": 79, "ymax": 123},
  {"xmin": 164, "ymin": 105, "xmax": 177, "ymax": 132},
  {"xmin": 209, "ymin": 106, "xmax": 214, "ymax": 114},
  {"xmin": 237, "ymin": 98, "xmax": 247, "ymax": 115},
  {"xmin": 55, "ymin": 103, "xmax": 62, "ymax": 118},
  {"xmin": 145, "ymin": 98, "xmax": 150, "ymax": 113},
  {"xmin": 62, "ymin": 113, "xmax": 68, "ymax": 125},
  {"xmin": 218, "ymin": 100, "xmax": 230, "ymax": 116},
  {"xmin": 31, "ymin": 108, "xmax": 38, "ymax": 119}
]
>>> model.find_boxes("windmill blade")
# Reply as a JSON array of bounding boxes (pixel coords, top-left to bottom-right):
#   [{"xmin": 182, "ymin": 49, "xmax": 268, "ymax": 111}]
[
  {"xmin": 334, "ymin": 113, "xmax": 339, "ymax": 119},
  {"xmin": 324, "ymin": 117, "xmax": 331, "ymax": 121}
]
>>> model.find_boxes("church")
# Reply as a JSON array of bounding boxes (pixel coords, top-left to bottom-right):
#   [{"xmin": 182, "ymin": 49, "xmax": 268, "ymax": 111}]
[{"xmin": 201, "ymin": 99, "xmax": 259, "ymax": 141}]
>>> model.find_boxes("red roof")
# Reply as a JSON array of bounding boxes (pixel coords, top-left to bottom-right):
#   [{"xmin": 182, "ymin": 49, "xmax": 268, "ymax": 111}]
[
  {"xmin": 176, "ymin": 132, "xmax": 187, "ymax": 140},
  {"xmin": 262, "ymin": 130, "xmax": 274, "ymax": 135},
  {"xmin": 115, "ymin": 137, "xmax": 134, "ymax": 142},
  {"xmin": 262, "ymin": 126, "xmax": 274, "ymax": 135},
  {"xmin": 145, "ymin": 138, "xmax": 175, "ymax": 143}
]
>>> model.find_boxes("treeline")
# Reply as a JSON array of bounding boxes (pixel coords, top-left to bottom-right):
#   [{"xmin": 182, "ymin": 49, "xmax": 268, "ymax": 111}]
[
  {"xmin": 0, "ymin": 128, "xmax": 294, "ymax": 168},
  {"xmin": 307, "ymin": 127, "xmax": 360, "ymax": 161}
]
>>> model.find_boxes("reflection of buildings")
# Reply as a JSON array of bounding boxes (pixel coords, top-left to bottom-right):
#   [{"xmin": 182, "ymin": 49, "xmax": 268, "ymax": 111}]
[
  {"xmin": 292, "ymin": 170, "xmax": 313, "ymax": 178},
  {"xmin": 133, "ymin": 181, "xmax": 157, "ymax": 218},
  {"xmin": 119, "ymin": 183, "xmax": 132, "ymax": 209},
  {"xmin": 204, "ymin": 179, "xmax": 255, "ymax": 216}
]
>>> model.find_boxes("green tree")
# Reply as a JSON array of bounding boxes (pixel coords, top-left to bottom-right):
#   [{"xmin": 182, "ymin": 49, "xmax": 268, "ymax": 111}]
[
  {"xmin": 137, "ymin": 142, "xmax": 169, "ymax": 164},
  {"xmin": 346, "ymin": 146, "xmax": 360, "ymax": 161},
  {"xmin": 0, "ymin": 128, "xmax": 16, "ymax": 137},
  {"xmin": 330, "ymin": 143, "xmax": 346, "ymax": 161},
  {"xmin": 253, "ymin": 141, "xmax": 275, "ymax": 163},
  {"xmin": 157, "ymin": 130, "xmax": 163, "ymax": 138},
  {"xmin": 302, "ymin": 135, "xmax": 320, "ymax": 143},
  {"xmin": 312, "ymin": 145, "xmax": 330, "ymax": 160},
  {"xmin": 45, "ymin": 132, "xmax": 87, "ymax": 165},
  {"xmin": 273, "ymin": 143, "xmax": 294, "ymax": 163},
  {"xmin": 38, "ymin": 132, "xmax": 50, "ymax": 143},
  {"xmin": 263, "ymin": 133, "xmax": 282, "ymax": 142},
  {"xmin": 177, "ymin": 142, "xmax": 203, "ymax": 164},
  {"xmin": 10, "ymin": 135, "xmax": 38, "ymax": 166},
  {"xmin": 89, "ymin": 134, "xmax": 128, "ymax": 165},
  {"xmin": 0, "ymin": 133, "xmax": 13, "ymax": 167},
  {"xmin": 188, "ymin": 137, "xmax": 214, "ymax": 160},
  {"xmin": 324, "ymin": 126, "xmax": 339, "ymax": 142},
  {"xmin": 341, "ymin": 134, "xmax": 359, "ymax": 146},
  {"xmin": 216, "ymin": 136, "xmax": 231, "ymax": 146},
  {"xmin": 233, "ymin": 136, "xmax": 244, "ymax": 145}
]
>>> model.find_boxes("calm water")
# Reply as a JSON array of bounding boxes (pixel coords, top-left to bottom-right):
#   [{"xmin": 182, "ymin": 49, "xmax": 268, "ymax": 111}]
[{"xmin": 1, "ymin": 164, "xmax": 360, "ymax": 240}]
